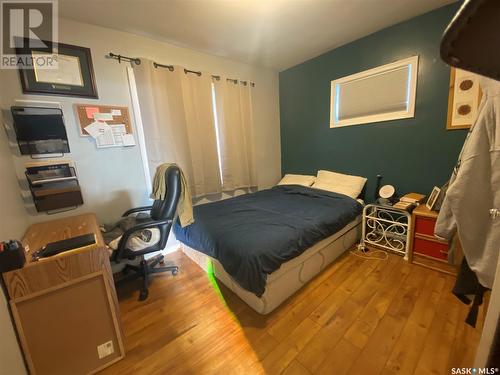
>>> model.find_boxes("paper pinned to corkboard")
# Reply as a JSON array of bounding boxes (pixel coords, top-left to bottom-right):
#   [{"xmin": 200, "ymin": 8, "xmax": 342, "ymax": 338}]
[{"xmin": 75, "ymin": 104, "xmax": 133, "ymax": 136}]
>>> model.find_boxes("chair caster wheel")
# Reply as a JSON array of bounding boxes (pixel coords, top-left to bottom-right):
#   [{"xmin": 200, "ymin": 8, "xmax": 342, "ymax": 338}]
[
  {"xmin": 139, "ymin": 289, "xmax": 148, "ymax": 301},
  {"xmin": 171, "ymin": 268, "xmax": 178, "ymax": 276}
]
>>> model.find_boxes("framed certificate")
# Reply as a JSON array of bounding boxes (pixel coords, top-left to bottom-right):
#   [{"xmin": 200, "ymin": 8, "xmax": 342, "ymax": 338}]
[{"xmin": 17, "ymin": 41, "xmax": 98, "ymax": 98}]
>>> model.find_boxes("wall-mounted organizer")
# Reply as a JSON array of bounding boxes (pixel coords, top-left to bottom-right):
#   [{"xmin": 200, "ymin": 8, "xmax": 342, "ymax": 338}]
[
  {"xmin": 25, "ymin": 161, "xmax": 83, "ymax": 213},
  {"xmin": 11, "ymin": 106, "xmax": 70, "ymax": 158}
]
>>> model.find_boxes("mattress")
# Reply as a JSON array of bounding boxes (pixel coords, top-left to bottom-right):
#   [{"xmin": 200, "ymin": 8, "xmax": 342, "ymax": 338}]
[
  {"xmin": 181, "ymin": 216, "xmax": 361, "ymax": 314},
  {"xmin": 174, "ymin": 185, "xmax": 363, "ymax": 296}
]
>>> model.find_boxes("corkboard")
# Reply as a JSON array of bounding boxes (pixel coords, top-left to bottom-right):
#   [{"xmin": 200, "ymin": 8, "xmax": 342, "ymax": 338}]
[{"xmin": 75, "ymin": 104, "xmax": 133, "ymax": 136}]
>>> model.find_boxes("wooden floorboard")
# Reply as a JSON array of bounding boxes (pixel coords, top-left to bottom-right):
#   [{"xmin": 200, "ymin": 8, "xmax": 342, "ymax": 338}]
[{"xmin": 99, "ymin": 249, "xmax": 486, "ymax": 375}]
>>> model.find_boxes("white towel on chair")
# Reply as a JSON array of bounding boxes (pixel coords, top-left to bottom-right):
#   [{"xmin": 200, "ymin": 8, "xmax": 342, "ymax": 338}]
[{"xmin": 108, "ymin": 228, "xmax": 161, "ymax": 252}]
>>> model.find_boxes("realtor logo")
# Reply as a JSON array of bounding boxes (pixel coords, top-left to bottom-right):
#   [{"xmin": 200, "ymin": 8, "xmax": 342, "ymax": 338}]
[{"xmin": 1, "ymin": 0, "xmax": 58, "ymax": 69}]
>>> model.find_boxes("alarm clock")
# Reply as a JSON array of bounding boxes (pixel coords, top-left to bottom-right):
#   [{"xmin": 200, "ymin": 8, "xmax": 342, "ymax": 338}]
[{"xmin": 378, "ymin": 184, "xmax": 397, "ymax": 205}]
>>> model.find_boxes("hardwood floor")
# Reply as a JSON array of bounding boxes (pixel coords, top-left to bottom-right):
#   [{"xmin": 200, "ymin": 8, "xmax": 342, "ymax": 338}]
[{"xmin": 100, "ymin": 249, "xmax": 486, "ymax": 375}]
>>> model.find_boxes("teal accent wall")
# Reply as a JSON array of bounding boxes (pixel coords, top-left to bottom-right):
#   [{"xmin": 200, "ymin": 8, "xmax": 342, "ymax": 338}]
[{"xmin": 279, "ymin": 3, "xmax": 466, "ymax": 201}]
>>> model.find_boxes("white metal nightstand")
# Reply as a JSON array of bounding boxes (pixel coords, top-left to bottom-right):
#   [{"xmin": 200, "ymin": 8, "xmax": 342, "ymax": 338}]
[{"xmin": 358, "ymin": 204, "xmax": 412, "ymax": 260}]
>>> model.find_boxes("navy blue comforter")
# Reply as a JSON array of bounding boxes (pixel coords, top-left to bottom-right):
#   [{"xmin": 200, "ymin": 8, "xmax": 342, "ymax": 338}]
[{"xmin": 173, "ymin": 185, "xmax": 362, "ymax": 296}]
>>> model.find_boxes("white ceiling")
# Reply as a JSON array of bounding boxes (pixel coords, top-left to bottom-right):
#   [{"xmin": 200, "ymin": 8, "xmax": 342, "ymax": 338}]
[{"xmin": 59, "ymin": 0, "xmax": 456, "ymax": 71}]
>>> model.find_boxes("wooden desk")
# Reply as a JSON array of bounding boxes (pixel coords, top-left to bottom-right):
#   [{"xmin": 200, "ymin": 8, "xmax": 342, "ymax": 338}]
[{"xmin": 2, "ymin": 213, "xmax": 124, "ymax": 375}]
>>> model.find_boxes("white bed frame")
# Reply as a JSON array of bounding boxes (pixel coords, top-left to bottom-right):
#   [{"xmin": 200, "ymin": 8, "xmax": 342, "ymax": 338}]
[{"xmin": 181, "ymin": 216, "xmax": 362, "ymax": 314}]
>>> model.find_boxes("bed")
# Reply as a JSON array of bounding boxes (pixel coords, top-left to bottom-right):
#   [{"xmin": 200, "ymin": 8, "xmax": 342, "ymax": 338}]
[{"xmin": 173, "ymin": 184, "xmax": 363, "ymax": 314}]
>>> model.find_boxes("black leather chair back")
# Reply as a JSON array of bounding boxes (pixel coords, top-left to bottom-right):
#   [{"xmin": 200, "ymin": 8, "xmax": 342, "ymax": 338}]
[
  {"xmin": 114, "ymin": 165, "xmax": 182, "ymax": 261},
  {"xmin": 150, "ymin": 165, "xmax": 182, "ymax": 250}
]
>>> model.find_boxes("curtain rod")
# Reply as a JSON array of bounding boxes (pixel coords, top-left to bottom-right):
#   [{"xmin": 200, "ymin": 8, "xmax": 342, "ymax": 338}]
[
  {"xmin": 154, "ymin": 64, "xmax": 255, "ymax": 87},
  {"xmin": 107, "ymin": 52, "xmax": 255, "ymax": 87},
  {"xmin": 107, "ymin": 52, "xmax": 141, "ymax": 65}
]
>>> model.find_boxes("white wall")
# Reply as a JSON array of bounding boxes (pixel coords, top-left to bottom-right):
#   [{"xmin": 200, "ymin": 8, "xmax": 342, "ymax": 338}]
[
  {"xmin": 0, "ymin": 117, "xmax": 29, "ymax": 239},
  {"xmin": 0, "ymin": 18, "xmax": 281, "ymax": 226},
  {"xmin": 475, "ymin": 255, "xmax": 500, "ymax": 367}
]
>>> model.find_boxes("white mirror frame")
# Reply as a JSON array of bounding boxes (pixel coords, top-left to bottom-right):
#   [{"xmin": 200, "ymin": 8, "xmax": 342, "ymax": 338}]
[{"xmin": 330, "ymin": 55, "xmax": 419, "ymax": 128}]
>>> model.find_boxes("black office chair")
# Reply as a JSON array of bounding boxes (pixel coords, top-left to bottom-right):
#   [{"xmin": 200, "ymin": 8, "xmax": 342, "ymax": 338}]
[{"xmin": 112, "ymin": 165, "xmax": 181, "ymax": 301}]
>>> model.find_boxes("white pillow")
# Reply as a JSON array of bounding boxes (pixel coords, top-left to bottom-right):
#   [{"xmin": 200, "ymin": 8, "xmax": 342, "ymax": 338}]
[
  {"xmin": 277, "ymin": 174, "xmax": 316, "ymax": 187},
  {"xmin": 312, "ymin": 170, "xmax": 367, "ymax": 199}
]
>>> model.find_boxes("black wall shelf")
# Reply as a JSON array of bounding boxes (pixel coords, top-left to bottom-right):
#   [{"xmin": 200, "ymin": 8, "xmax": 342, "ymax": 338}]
[{"xmin": 25, "ymin": 163, "xmax": 83, "ymax": 213}]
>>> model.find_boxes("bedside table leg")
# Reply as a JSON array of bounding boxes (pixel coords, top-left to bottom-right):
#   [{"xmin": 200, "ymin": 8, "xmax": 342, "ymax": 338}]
[{"xmin": 357, "ymin": 242, "xmax": 368, "ymax": 253}]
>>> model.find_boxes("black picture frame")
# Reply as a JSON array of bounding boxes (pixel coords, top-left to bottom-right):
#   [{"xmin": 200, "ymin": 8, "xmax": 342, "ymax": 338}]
[{"xmin": 16, "ymin": 41, "xmax": 98, "ymax": 99}]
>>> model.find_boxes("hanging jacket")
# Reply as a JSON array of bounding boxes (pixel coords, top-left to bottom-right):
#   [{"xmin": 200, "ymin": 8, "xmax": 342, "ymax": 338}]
[{"xmin": 435, "ymin": 76, "xmax": 500, "ymax": 289}]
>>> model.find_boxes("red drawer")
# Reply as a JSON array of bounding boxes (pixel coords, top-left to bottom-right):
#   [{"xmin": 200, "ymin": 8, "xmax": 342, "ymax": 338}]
[
  {"xmin": 413, "ymin": 237, "xmax": 448, "ymax": 261},
  {"xmin": 414, "ymin": 216, "xmax": 436, "ymax": 237}
]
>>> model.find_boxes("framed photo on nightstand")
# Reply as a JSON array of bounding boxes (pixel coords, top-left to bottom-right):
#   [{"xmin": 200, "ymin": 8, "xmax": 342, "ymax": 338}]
[{"xmin": 426, "ymin": 186, "xmax": 441, "ymax": 210}]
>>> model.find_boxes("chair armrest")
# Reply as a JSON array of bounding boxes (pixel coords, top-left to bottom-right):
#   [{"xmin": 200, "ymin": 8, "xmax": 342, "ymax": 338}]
[
  {"xmin": 122, "ymin": 205, "xmax": 153, "ymax": 217},
  {"xmin": 114, "ymin": 219, "xmax": 172, "ymax": 262}
]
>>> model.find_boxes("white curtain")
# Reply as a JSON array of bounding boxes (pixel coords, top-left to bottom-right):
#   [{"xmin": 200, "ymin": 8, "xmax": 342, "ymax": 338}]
[
  {"xmin": 213, "ymin": 78, "xmax": 257, "ymax": 191},
  {"xmin": 133, "ymin": 59, "xmax": 221, "ymax": 197}
]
